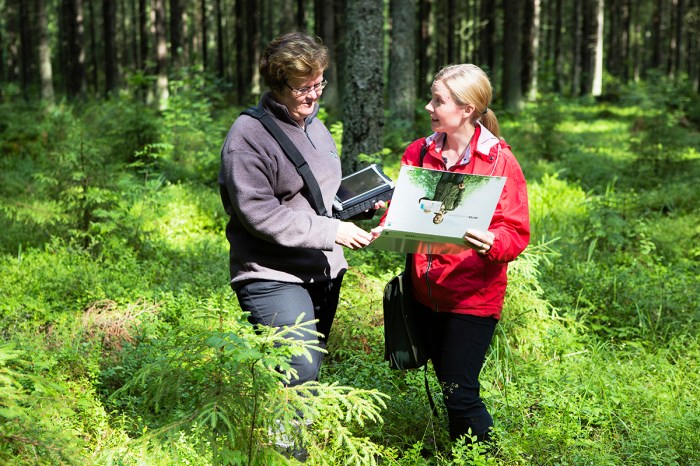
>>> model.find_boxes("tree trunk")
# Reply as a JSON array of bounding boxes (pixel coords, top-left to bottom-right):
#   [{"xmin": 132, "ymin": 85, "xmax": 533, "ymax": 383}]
[
  {"xmin": 19, "ymin": 0, "xmax": 32, "ymax": 98},
  {"xmin": 4, "ymin": 0, "xmax": 21, "ymax": 86},
  {"xmin": 592, "ymin": 0, "xmax": 604, "ymax": 96},
  {"xmin": 119, "ymin": 0, "xmax": 130, "ymax": 69},
  {"xmin": 388, "ymin": 0, "xmax": 416, "ymax": 128},
  {"xmin": 580, "ymin": 0, "xmax": 594, "ymax": 95},
  {"xmin": 215, "ymin": 0, "xmax": 224, "ymax": 78},
  {"xmin": 247, "ymin": 0, "xmax": 261, "ymax": 98},
  {"xmin": 446, "ymin": 0, "xmax": 455, "ymax": 63},
  {"xmin": 621, "ymin": 0, "xmax": 631, "ymax": 81},
  {"xmin": 297, "ymin": 0, "xmax": 307, "ymax": 29},
  {"xmin": 103, "ymin": 0, "xmax": 118, "ymax": 95},
  {"xmin": 521, "ymin": 0, "xmax": 533, "ymax": 97},
  {"xmin": 154, "ymin": 0, "xmax": 168, "ymax": 109},
  {"xmin": 522, "ymin": 0, "xmax": 540, "ymax": 101},
  {"xmin": 652, "ymin": 0, "xmax": 663, "ymax": 69},
  {"xmin": 63, "ymin": 0, "xmax": 87, "ymax": 98},
  {"xmin": 37, "ymin": 0, "xmax": 55, "ymax": 104},
  {"xmin": 130, "ymin": 0, "xmax": 139, "ymax": 68},
  {"xmin": 672, "ymin": 0, "xmax": 684, "ymax": 78},
  {"xmin": 633, "ymin": 11, "xmax": 641, "ymax": 82},
  {"xmin": 553, "ymin": 0, "xmax": 563, "ymax": 92},
  {"xmin": 170, "ymin": 0, "xmax": 183, "ymax": 69},
  {"xmin": 418, "ymin": 0, "xmax": 432, "ymax": 98},
  {"xmin": 139, "ymin": 0, "xmax": 148, "ymax": 71},
  {"xmin": 87, "ymin": 0, "xmax": 98, "ymax": 93},
  {"xmin": 201, "ymin": 0, "xmax": 208, "ymax": 71},
  {"xmin": 571, "ymin": 0, "xmax": 582, "ymax": 94},
  {"xmin": 314, "ymin": 0, "xmax": 339, "ymax": 116},
  {"xmin": 341, "ymin": 0, "xmax": 384, "ymax": 174},
  {"xmin": 502, "ymin": 0, "xmax": 523, "ymax": 111},
  {"xmin": 277, "ymin": 0, "xmax": 295, "ymax": 35},
  {"xmin": 479, "ymin": 0, "xmax": 496, "ymax": 74},
  {"xmin": 234, "ymin": 0, "xmax": 245, "ymax": 103},
  {"xmin": 0, "ymin": 18, "xmax": 5, "ymax": 86}
]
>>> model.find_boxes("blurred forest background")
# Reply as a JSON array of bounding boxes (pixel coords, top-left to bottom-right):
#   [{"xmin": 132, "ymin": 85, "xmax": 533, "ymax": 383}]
[{"xmin": 1, "ymin": 0, "xmax": 699, "ymax": 465}]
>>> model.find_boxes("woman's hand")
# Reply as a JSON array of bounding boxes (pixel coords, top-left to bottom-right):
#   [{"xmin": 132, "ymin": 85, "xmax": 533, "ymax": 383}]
[
  {"xmin": 463, "ymin": 229, "xmax": 495, "ymax": 255},
  {"xmin": 370, "ymin": 225, "xmax": 384, "ymax": 240},
  {"xmin": 372, "ymin": 200, "xmax": 387, "ymax": 210},
  {"xmin": 336, "ymin": 222, "xmax": 374, "ymax": 250}
]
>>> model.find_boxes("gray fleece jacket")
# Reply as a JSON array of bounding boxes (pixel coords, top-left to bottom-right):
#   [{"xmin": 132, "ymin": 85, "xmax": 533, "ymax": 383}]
[{"xmin": 218, "ymin": 92, "xmax": 346, "ymax": 289}]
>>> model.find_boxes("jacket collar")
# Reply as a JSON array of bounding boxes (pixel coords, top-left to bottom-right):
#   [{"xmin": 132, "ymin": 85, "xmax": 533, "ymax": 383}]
[
  {"xmin": 473, "ymin": 122, "xmax": 500, "ymax": 158},
  {"xmin": 260, "ymin": 91, "xmax": 319, "ymax": 128},
  {"xmin": 425, "ymin": 122, "xmax": 501, "ymax": 164}
]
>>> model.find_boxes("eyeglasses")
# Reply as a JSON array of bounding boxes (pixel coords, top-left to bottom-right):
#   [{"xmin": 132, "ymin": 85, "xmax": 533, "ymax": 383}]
[{"xmin": 285, "ymin": 79, "xmax": 328, "ymax": 96}]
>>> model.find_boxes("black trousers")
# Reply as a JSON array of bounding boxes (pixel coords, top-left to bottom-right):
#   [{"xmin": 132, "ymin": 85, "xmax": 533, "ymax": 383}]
[
  {"xmin": 416, "ymin": 303, "xmax": 498, "ymax": 441},
  {"xmin": 236, "ymin": 276, "xmax": 344, "ymax": 387}
]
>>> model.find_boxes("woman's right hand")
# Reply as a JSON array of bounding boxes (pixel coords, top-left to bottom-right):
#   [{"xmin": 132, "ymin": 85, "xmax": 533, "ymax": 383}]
[
  {"xmin": 370, "ymin": 225, "xmax": 384, "ymax": 239},
  {"xmin": 335, "ymin": 222, "xmax": 374, "ymax": 250}
]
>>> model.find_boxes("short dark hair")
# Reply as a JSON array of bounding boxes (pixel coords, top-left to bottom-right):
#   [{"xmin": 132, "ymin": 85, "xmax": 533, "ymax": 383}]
[{"xmin": 259, "ymin": 32, "xmax": 329, "ymax": 94}]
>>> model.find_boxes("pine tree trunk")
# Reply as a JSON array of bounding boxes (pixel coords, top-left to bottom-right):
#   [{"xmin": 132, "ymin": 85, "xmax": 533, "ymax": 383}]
[
  {"xmin": 247, "ymin": 0, "xmax": 261, "ymax": 98},
  {"xmin": 170, "ymin": 0, "xmax": 183, "ymax": 68},
  {"xmin": 503, "ymin": 0, "xmax": 523, "ymax": 111},
  {"xmin": 37, "ymin": 0, "xmax": 55, "ymax": 104},
  {"xmin": 341, "ymin": 0, "xmax": 384, "ymax": 174},
  {"xmin": 234, "ymin": 0, "xmax": 245, "ymax": 103},
  {"xmin": 673, "ymin": 0, "xmax": 684, "ymax": 78},
  {"xmin": 130, "ymin": 0, "xmax": 139, "ymax": 68},
  {"xmin": 571, "ymin": 0, "xmax": 582, "ymax": 94},
  {"xmin": 418, "ymin": 0, "xmax": 432, "ymax": 98},
  {"xmin": 580, "ymin": 0, "xmax": 593, "ymax": 95},
  {"xmin": 19, "ymin": 0, "xmax": 32, "ymax": 98},
  {"xmin": 315, "ymin": 0, "xmax": 338, "ymax": 116},
  {"xmin": 522, "ymin": 0, "xmax": 540, "ymax": 101},
  {"xmin": 592, "ymin": 0, "xmax": 604, "ymax": 96},
  {"xmin": 388, "ymin": 0, "xmax": 416, "ymax": 127},
  {"xmin": 104, "ymin": 0, "xmax": 118, "ymax": 95},
  {"xmin": 154, "ymin": 0, "xmax": 169, "ymax": 109},
  {"xmin": 201, "ymin": 0, "xmax": 208, "ymax": 71},
  {"xmin": 216, "ymin": 0, "xmax": 224, "ymax": 79},
  {"xmin": 63, "ymin": 0, "xmax": 87, "ymax": 98},
  {"xmin": 139, "ymin": 0, "xmax": 148, "ymax": 72},
  {"xmin": 479, "ymin": 0, "xmax": 496, "ymax": 74},
  {"xmin": 652, "ymin": 0, "xmax": 662, "ymax": 69},
  {"xmin": 446, "ymin": 0, "xmax": 455, "ymax": 63},
  {"xmin": 553, "ymin": 0, "xmax": 563, "ymax": 92}
]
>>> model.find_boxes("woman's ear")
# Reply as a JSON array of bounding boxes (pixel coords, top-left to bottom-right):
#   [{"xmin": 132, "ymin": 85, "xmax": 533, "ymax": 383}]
[{"xmin": 463, "ymin": 104, "xmax": 476, "ymax": 119}]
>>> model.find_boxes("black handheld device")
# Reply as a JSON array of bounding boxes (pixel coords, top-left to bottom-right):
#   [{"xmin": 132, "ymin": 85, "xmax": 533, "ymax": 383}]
[{"xmin": 332, "ymin": 164, "xmax": 394, "ymax": 220}]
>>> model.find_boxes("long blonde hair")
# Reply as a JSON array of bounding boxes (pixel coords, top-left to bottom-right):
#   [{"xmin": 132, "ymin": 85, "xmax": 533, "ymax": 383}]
[{"xmin": 434, "ymin": 64, "xmax": 500, "ymax": 138}]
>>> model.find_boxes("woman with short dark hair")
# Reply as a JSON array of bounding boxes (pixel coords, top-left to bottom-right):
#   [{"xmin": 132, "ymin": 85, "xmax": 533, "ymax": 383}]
[{"xmin": 218, "ymin": 32, "xmax": 374, "ymax": 387}]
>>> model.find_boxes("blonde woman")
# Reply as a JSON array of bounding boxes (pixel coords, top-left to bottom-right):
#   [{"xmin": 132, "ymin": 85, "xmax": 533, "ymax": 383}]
[{"xmin": 375, "ymin": 64, "xmax": 530, "ymax": 445}]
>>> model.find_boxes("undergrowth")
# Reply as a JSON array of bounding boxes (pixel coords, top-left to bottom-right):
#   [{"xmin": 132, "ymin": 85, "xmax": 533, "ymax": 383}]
[{"xmin": 1, "ymin": 75, "xmax": 699, "ymax": 464}]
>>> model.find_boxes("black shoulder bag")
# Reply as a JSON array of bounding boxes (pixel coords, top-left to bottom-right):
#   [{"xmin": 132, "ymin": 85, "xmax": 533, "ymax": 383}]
[
  {"xmin": 383, "ymin": 253, "xmax": 428, "ymax": 370},
  {"xmin": 241, "ymin": 106, "xmax": 329, "ymax": 217}
]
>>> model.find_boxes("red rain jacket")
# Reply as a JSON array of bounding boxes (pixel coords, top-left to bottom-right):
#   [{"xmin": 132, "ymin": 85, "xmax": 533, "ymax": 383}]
[{"xmin": 397, "ymin": 124, "xmax": 530, "ymax": 319}]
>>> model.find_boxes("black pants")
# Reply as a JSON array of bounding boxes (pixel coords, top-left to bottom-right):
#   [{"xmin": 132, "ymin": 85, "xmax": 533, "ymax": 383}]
[
  {"xmin": 416, "ymin": 303, "xmax": 498, "ymax": 441},
  {"xmin": 236, "ymin": 276, "xmax": 344, "ymax": 387}
]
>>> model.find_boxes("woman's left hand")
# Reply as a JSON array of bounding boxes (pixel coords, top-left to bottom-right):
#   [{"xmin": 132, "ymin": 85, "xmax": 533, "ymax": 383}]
[{"xmin": 463, "ymin": 229, "xmax": 495, "ymax": 255}]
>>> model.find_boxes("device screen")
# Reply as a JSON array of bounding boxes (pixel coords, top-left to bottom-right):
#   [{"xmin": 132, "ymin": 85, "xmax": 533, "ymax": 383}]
[{"xmin": 336, "ymin": 167, "xmax": 386, "ymax": 203}]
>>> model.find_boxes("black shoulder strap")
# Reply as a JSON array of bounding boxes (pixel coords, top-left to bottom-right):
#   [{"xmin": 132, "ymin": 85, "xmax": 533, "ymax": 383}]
[
  {"xmin": 241, "ymin": 106, "xmax": 329, "ymax": 217},
  {"xmin": 405, "ymin": 218, "xmax": 438, "ymax": 418},
  {"xmin": 419, "ymin": 144, "xmax": 428, "ymax": 167}
]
